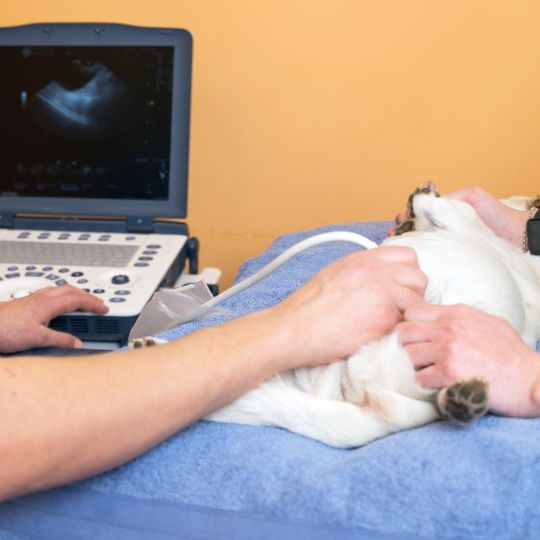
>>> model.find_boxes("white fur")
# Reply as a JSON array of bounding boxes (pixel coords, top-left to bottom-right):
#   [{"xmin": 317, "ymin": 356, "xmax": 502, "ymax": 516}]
[
  {"xmin": 207, "ymin": 194, "xmax": 540, "ymax": 447},
  {"xmin": 500, "ymin": 195, "xmax": 537, "ymax": 211}
]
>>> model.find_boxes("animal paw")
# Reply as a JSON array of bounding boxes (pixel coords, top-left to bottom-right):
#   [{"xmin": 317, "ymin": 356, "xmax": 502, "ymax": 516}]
[
  {"xmin": 129, "ymin": 336, "xmax": 167, "ymax": 349},
  {"xmin": 436, "ymin": 377, "xmax": 489, "ymax": 424}
]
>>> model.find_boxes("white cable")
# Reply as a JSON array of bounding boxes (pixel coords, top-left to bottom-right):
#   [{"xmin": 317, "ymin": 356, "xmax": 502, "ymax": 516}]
[{"xmin": 181, "ymin": 231, "xmax": 378, "ymax": 324}]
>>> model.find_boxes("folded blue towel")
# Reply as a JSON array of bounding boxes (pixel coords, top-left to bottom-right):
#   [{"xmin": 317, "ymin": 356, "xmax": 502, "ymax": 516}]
[{"xmin": 2, "ymin": 221, "xmax": 539, "ymax": 540}]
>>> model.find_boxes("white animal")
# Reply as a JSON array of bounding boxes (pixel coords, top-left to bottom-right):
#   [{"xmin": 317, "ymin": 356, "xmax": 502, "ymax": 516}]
[{"xmin": 134, "ymin": 189, "xmax": 540, "ymax": 448}]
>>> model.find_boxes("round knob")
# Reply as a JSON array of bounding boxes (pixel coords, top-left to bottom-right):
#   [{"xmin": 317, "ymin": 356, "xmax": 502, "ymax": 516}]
[{"xmin": 111, "ymin": 274, "xmax": 130, "ymax": 285}]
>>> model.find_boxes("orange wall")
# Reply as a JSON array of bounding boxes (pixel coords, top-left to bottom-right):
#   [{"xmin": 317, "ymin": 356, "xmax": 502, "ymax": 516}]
[{"xmin": 3, "ymin": 1, "xmax": 540, "ymax": 287}]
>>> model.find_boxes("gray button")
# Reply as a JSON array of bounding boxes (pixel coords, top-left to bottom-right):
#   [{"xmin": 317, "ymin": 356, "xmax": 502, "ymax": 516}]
[
  {"xmin": 93, "ymin": 289, "xmax": 105, "ymax": 294},
  {"xmin": 147, "ymin": 244, "xmax": 161, "ymax": 249},
  {"xmin": 77, "ymin": 278, "xmax": 88, "ymax": 284},
  {"xmin": 138, "ymin": 256, "xmax": 153, "ymax": 261},
  {"xmin": 111, "ymin": 274, "xmax": 129, "ymax": 285},
  {"xmin": 59, "ymin": 268, "xmax": 70, "ymax": 273},
  {"xmin": 5, "ymin": 273, "xmax": 20, "ymax": 278},
  {"xmin": 109, "ymin": 297, "xmax": 126, "ymax": 303},
  {"xmin": 55, "ymin": 279, "xmax": 67, "ymax": 286},
  {"xmin": 7, "ymin": 266, "xmax": 18, "ymax": 271},
  {"xmin": 46, "ymin": 274, "xmax": 59, "ymax": 280},
  {"xmin": 26, "ymin": 271, "xmax": 44, "ymax": 277},
  {"xmin": 134, "ymin": 262, "xmax": 149, "ymax": 267},
  {"xmin": 114, "ymin": 290, "xmax": 131, "ymax": 295}
]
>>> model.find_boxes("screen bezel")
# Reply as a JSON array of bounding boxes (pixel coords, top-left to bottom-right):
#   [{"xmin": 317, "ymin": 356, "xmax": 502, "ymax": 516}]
[{"xmin": 0, "ymin": 23, "xmax": 192, "ymax": 219}]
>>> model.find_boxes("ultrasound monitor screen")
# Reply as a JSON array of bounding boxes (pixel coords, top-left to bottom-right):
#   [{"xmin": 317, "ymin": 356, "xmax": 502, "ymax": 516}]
[{"xmin": 0, "ymin": 46, "xmax": 173, "ymax": 201}]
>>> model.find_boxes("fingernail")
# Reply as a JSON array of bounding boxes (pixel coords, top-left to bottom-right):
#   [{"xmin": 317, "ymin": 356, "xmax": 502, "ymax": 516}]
[{"xmin": 74, "ymin": 339, "xmax": 83, "ymax": 349}]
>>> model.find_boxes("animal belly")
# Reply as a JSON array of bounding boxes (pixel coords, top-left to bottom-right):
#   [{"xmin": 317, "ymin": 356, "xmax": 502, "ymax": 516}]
[{"xmin": 383, "ymin": 233, "xmax": 526, "ymax": 334}]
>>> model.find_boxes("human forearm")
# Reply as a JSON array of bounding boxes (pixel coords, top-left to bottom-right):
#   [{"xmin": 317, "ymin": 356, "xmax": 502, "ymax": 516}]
[
  {"xmin": 0, "ymin": 246, "xmax": 426, "ymax": 500},
  {"xmin": 0, "ymin": 308, "xmax": 288, "ymax": 500},
  {"xmin": 445, "ymin": 186, "xmax": 529, "ymax": 248}
]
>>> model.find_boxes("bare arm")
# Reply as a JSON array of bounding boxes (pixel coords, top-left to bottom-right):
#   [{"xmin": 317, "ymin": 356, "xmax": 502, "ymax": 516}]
[
  {"xmin": 396, "ymin": 303, "xmax": 540, "ymax": 417},
  {"xmin": 444, "ymin": 186, "xmax": 529, "ymax": 247},
  {"xmin": 0, "ymin": 246, "xmax": 426, "ymax": 500},
  {"xmin": 0, "ymin": 310, "xmax": 290, "ymax": 500}
]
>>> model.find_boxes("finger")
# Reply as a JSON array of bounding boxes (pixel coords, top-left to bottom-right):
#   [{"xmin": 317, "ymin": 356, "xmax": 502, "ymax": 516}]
[
  {"xmin": 31, "ymin": 286, "xmax": 56, "ymax": 297},
  {"xmin": 402, "ymin": 303, "xmax": 453, "ymax": 322},
  {"xmin": 415, "ymin": 365, "xmax": 448, "ymax": 390},
  {"xmin": 33, "ymin": 284, "xmax": 86, "ymax": 298},
  {"xmin": 34, "ymin": 288, "xmax": 108, "ymax": 321},
  {"xmin": 392, "ymin": 286, "xmax": 426, "ymax": 313},
  {"xmin": 395, "ymin": 211, "xmax": 408, "ymax": 225},
  {"xmin": 445, "ymin": 189, "xmax": 474, "ymax": 204},
  {"xmin": 392, "ymin": 265, "xmax": 428, "ymax": 296},
  {"xmin": 402, "ymin": 342, "xmax": 438, "ymax": 369},
  {"xmin": 372, "ymin": 246, "xmax": 419, "ymax": 265},
  {"xmin": 396, "ymin": 319, "xmax": 441, "ymax": 344},
  {"xmin": 37, "ymin": 327, "xmax": 83, "ymax": 349}
]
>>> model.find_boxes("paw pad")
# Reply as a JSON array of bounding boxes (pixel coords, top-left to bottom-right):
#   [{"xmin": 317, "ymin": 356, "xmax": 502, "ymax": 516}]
[
  {"xmin": 437, "ymin": 378, "xmax": 489, "ymax": 425},
  {"xmin": 129, "ymin": 337, "xmax": 161, "ymax": 349}
]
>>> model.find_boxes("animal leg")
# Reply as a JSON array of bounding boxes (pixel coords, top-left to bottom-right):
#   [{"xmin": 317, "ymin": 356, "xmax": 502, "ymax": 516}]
[
  {"xmin": 208, "ymin": 380, "xmax": 419, "ymax": 448},
  {"xmin": 362, "ymin": 386, "xmax": 440, "ymax": 429},
  {"xmin": 393, "ymin": 180, "xmax": 440, "ymax": 236},
  {"xmin": 436, "ymin": 378, "xmax": 489, "ymax": 424}
]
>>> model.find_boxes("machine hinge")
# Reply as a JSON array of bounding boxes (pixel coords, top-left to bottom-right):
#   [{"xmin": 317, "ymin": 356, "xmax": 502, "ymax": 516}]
[
  {"xmin": 0, "ymin": 213, "xmax": 15, "ymax": 228},
  {"xmin": 127, "ymin": 216, "xmax": 154, "ymax": 233}
]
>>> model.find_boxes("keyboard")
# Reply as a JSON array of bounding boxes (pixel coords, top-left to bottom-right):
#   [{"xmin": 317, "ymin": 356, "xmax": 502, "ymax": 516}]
[
  {"xmin": 0, "ymin": 240, "xmax": 138, "ymax": 267},
  {"xmin": 0, "ymin": 228, "xmax": 187, "ymax": 319}
]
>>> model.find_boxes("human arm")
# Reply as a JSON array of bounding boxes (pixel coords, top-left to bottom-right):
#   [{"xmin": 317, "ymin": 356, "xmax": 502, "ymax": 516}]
[
  {"xmin": 0, "ymin": 246, "xmax": 426, "ymax": 501},
  {"xmin": 0, "ymin": 285, "xmax": 109, "ymax": 352},
  {"xmin": 396, "ymin": 303, "xmax": 540, "ymax": 417}
]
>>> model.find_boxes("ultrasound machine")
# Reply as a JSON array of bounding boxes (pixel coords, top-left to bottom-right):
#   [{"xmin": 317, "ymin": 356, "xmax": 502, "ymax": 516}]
[{"xmin": 0, "ymin": 23, "xmax": 211, "ymax": 349}]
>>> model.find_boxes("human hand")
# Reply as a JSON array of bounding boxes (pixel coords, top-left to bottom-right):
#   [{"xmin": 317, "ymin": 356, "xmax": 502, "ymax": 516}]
[
  {"xmin": 393, "ymin": 186, "xmax": 528, "ymax": 247},
  {"xmin": 0, "ymin": 285, "xmax": 109, "ymax": 352},
  {"xmin": 396, "ymin": 303, "xmax": 540, "ymax": 417},
  {"xmin": 271, "ymin": 246, "xmax": 427, "ymax": 369}
]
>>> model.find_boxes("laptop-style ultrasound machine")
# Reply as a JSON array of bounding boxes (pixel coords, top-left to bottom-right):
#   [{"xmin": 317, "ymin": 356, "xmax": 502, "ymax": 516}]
[{"xmin": 0, "ymin": 23, "xmax": 198, "ymax": 347}]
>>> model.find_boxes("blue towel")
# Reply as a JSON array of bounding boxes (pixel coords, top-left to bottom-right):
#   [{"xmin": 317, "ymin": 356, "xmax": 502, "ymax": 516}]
[{"xmin": 2, "ymin": 221, "xmax": 540, "ymax": 540}]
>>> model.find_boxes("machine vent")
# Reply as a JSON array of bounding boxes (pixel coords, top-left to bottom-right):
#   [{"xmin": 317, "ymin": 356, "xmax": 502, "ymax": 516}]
[
  {"xmin": 70, "ymin": 318, "xmax": 89, "ymax": 333},
  {"xmin": 95, "ymin": 318, "xmax": 121, "ymax": 334},
  {"xmin": 49, "ymin": 317, "xmax": 69, "ymax": 331}
]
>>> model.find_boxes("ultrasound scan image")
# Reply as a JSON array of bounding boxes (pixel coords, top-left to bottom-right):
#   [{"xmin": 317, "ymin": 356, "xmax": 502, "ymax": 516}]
[
  {"xmin": 0, "ymin": 46, "xmax": 174, "ymax": 200},
  {"xmin": 30, "ymin": 60, "xmax": 132, "ymax": 141}
]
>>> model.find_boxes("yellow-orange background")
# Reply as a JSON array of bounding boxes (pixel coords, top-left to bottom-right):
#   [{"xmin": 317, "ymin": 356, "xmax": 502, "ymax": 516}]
[{"xmin": 3, "ymin": 1, "xmax": 540, "ymax": 287}]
